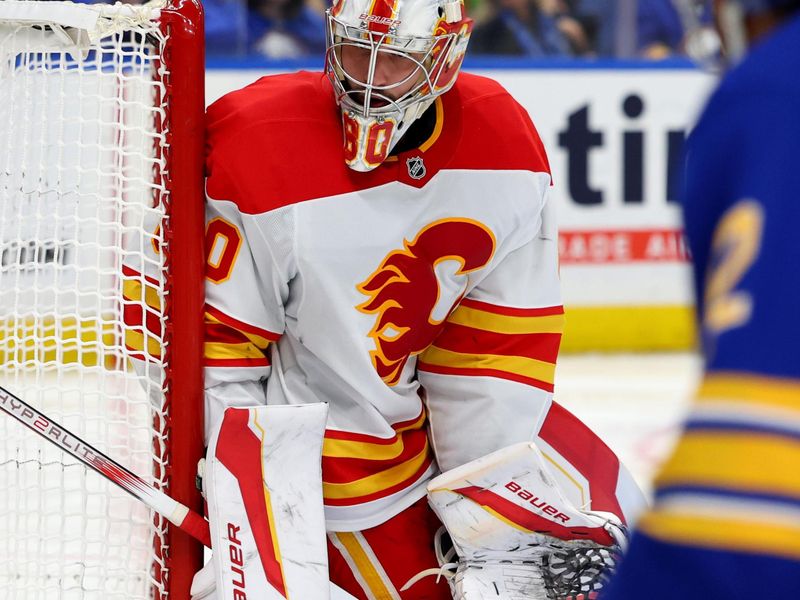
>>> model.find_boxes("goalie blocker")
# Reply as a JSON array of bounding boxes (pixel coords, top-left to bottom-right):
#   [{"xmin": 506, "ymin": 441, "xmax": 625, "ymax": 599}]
[{"xmin": 191, "ymin": 403, "xmax": 356, "ymax": 600}]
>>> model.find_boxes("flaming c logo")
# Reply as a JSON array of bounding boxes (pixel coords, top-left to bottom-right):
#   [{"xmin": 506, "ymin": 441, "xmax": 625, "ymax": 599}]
[{"xmin": 357, "ymin": 218, "xmax": 496, "ymax": 386}]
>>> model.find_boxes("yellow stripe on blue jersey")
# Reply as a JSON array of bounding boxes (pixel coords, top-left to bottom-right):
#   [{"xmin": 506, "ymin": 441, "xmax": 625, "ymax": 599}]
[
  {"xmin": 638, "ymin": 507, "xmax": 800, "ymax": 561},
  {"xmin": 655, "ymin": 431, "xmax": 800, "ymax": 498},
  {"xmin": 636, "ymin": 371, "xmax": 800, "ymax": 567},
  {"xmin": 699, "ymin": 372, "xmax": 800, "ymax": 413}
]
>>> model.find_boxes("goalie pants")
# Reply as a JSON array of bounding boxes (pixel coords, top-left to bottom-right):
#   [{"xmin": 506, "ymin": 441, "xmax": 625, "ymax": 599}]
[{"xmin": 328, "ymin": 497, "xmax": 451, "ymax": 600}]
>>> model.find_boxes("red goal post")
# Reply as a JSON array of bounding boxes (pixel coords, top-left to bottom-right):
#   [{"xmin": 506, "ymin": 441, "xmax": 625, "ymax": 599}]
[{"xmin": 0, "ymin": 0, "xmax": 205, "ymax": 598}]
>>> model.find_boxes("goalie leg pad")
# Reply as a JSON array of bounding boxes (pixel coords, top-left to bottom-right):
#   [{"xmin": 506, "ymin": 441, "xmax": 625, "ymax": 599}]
[{"xmin": 195, "ymin": 403, "xmax": 331, "ymax": 600}]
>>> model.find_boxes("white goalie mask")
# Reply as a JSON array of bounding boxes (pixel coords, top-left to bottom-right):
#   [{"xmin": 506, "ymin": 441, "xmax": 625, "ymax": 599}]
[{"xmin": 325, "ymin": 0, "xmax": 472, "ymax": 172}]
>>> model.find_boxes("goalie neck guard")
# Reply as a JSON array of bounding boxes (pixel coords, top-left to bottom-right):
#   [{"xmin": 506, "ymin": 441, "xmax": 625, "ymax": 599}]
[{"xmin": 325, "ymin": 0, "xmax": 472, "ymax": 172}]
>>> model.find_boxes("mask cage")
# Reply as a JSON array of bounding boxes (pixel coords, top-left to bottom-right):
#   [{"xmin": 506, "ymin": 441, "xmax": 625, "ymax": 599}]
[{"xmin": 325, "ymin": 13, "xmax": 460, "ymax": 119}]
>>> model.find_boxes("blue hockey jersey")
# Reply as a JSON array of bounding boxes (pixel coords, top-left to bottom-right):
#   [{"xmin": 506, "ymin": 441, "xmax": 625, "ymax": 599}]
[{"xmin": 604, "ymin": 12, "xmax": 800, "ymax": 600}]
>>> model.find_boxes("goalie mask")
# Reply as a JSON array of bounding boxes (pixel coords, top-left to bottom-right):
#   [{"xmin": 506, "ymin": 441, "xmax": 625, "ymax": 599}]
[{"xmin": 325, "ymin": 0, "xmax": 472, "ymax": 172}]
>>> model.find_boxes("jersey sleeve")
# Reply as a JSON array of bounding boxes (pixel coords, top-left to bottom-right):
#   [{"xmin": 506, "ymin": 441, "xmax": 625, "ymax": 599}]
[
  {"xmin": 605, "ymin": 63, "xmax": 800, "ymax": 599},
  {"xmin": 119, "ymin": 210, "xmax": 172, "ymax": 408},
  {"xmin": 417, "ymin": 192, "xmax": 564, "ymax": 472},
  {"xmin": 202, "ymin": 161, "xmax": 295, "ymax": 443}
]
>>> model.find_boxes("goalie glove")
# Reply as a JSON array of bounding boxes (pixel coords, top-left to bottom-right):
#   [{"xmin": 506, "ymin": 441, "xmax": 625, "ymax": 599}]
[{"xmin": 426, "ymin": 442, "xmax": 628, "ymax": 600}]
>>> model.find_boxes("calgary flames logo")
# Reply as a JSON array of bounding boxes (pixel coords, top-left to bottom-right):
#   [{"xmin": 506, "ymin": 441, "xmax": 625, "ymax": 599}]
[{"xmin": 356, "ymin": 218, "xmax": 496, "ymax": 386}]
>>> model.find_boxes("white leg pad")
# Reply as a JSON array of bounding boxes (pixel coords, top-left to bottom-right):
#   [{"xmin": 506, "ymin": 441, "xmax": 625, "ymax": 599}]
[{"xmin": 197, "ymin": 403, "xmax": 332, "ymax": 600}]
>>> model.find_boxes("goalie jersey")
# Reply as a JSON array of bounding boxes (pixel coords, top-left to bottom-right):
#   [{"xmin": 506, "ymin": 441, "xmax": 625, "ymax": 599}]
[
  {"xmin": 606, "ymin": 13, "xmax": 800, "ymax": 600},
  {"xmin": 198, "ymin": 71, "xmax": 562, "ymax": 531}
]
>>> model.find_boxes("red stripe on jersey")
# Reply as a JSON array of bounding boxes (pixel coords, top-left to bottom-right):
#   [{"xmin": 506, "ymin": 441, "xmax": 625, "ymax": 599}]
[
  {"xmin": 123, "ymin": 303, "xmax": 163, "ymax": 340},
  {"xmin": 125, "ymin": 348, "xmax": 160, "ymax": 362},
  {"xmin": 321, "ymin": 411, "xmax": 433, "ymax": 506},
  {"xmin": 322, "ymin": 427, "xmax": 429, "ymax": 485},
  {"xmin": 205, "ymin": 357, "xmax": 271, "ymax": 368},
  {"xmin": 122, "ymin": 264, "xmax": 160, "ymax": 287},
  {"xmin": 205, "ymin": 304, "xmax": 281, "ymax": 341},
  {"xmin": 458, "ymin": 299, "xmax": 565, "ymax": 318},
  {"xmin": 453, "ymin": 485, "xmax": 614, "ymax": 545},
  {"xmin": 204, "ymin": 73, "xmax": 551, "ymax": 214},
  {"xmin": 324, "ymin": 409, "xmax": 426, "ymax": 444},
  {"xmin": 417, "ymin": 362, "xmax": 555, "ymax": 393},
  {"xmin": 432, "ymin": 324, "xmax": 562, "ymax": 365},
  {"xmin": 538, "ymin": 402, "xmax": 624, "ymax": 522},
  {"xmin": 205, "ymin": 321, "xmax": 253, "ymax": 345},
  {"xmin": 323, "ymin": 454, "xmax": 434, "ymax": 507}
]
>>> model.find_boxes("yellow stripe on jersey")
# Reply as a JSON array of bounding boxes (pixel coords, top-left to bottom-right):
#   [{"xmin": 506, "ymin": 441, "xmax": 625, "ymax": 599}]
[
  {"xmin": 699, "ymin": 372, "xmax": 800, "ymax": 413},
  {"xmin": 122, "ymin": 278, "xmax": 162, "ymax": 311},
  {"xmin": 323, "ymin": 441, "xmax": 430, "ymax": 500},
  {"xmin": 125, "ymin": 329, "xmax": 162, "ymax": 358},
  {"xmin": 420, "ymin": 346, "xmax": 556, "ymax": 385},
  {"xmin": 204, "ymin": 341, "xmax": 271, "ymax": 361},
  {"xmin": 446, "ymin": 305, "xmax": 565, "ymax": 335},
  {"xmin": 205, "ymin": 310, "xmax": 273, "ymax": 349},
  {"xmin": 656, "ymin": 432, "xmax": 800, "ymax": 499},
  {"xmin": 324, "ymin": 437, "xmax": 406, "ymax": 462},
  {"xmin": 638, "ymin": 509, "xmax": 800, "ymax": 562},
  {"xmin": 323, "ymin": 411, "xmax": 426, "ymax": 461}
]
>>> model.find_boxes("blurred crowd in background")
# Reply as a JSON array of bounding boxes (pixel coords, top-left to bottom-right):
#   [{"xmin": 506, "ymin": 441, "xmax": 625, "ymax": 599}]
[
  {"xmin": 201, "ymin": 0, "xmax": 705, "ymax": 59},
  {"xmin": 83, "ymin": 0, "xmax": 708, "ymax": 59}
]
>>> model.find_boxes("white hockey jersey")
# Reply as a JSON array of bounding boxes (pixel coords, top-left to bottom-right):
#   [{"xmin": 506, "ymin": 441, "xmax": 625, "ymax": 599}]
[{"xmin": 135, "ymin": 71, "xmax": 563, "ymax": 531}]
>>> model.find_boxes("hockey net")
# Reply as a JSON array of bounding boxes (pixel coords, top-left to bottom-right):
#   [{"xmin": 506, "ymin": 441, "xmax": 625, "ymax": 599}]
[{"xmin": 0, "ymin": 1, "xmax": 205, "ymax": 598}]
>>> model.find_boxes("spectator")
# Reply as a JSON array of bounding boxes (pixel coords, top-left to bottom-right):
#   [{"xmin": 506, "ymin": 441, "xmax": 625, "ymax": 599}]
[
  {"xmin": 571, "ymin": 0, "xmax": 617, "ymax": 55},
  {"xmin": 205, "ymin": 0, "xmax": 249, "ymax": 55},
  {"xmin": 470, "ymin": 0, "xmax": 588, "ymax": 56},
  {"xmin": 248, "ymin": 0, "xmax": 327, "ymax": 58},
  {"xmin": 637, "ymin": 0, "xmax": 716, "ymax": 58},
  {"xmin": 637, "ymin": 0, "xmax": 685, "ymax": 57},
  {"xmin": 204, "ymin": 0, "xmax": 326, "ymax": 58}
]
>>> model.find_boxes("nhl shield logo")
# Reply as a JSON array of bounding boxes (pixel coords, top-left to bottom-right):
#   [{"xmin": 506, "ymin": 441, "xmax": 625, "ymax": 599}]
[{"xmin": 406, "ymin": 156, "xmax": 426, "ymax": 180}]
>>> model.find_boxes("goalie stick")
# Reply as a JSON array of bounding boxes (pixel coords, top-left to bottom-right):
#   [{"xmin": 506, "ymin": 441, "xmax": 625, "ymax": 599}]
[
  {"xmin": 0, "ymin": 384, "xmax": 212, "ymax": 548},
  {"xmin": 0, "ymin": 385, "xmax": 360, "ymax": 600}
]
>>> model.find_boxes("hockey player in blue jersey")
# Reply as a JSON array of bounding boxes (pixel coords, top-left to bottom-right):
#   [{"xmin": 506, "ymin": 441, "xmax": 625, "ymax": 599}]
[{"xmin": 603, "ymin": 0, "xmax": 800, "ymax": 598}]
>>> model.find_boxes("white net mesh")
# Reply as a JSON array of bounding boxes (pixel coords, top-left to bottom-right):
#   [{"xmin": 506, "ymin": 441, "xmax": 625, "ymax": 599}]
[{"xmin": 0, "ymin": 3, "xmax": 176, "ymax": 598}]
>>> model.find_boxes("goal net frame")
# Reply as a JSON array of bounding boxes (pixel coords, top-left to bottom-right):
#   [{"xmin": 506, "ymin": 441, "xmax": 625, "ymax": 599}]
[{"xmin": 0, "ymin": 0, "xmax": 205, "ymax": 597}]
